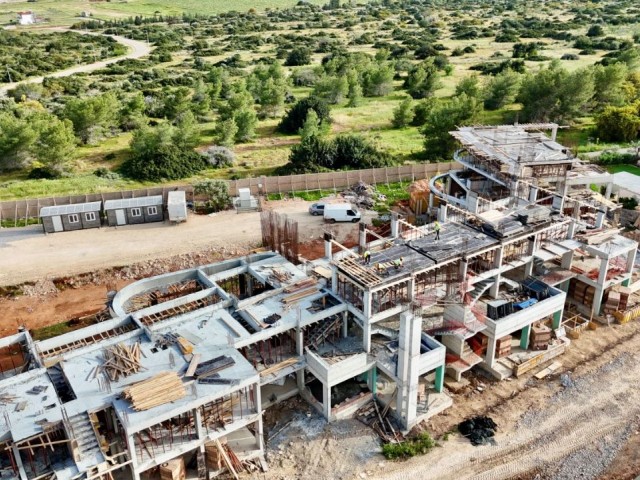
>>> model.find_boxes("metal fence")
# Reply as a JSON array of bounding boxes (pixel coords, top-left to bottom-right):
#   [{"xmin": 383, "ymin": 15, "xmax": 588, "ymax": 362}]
[{"xmin": 0, "ymin": 162, "xmax": 458, "ymax": 225}]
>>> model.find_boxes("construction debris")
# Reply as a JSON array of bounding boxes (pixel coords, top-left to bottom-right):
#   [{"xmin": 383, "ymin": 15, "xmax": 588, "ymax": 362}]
[
  {"xmin": 102, "ymin": 343, "xmax": 143, "ymax": 381},
  {"xmin": 458, "ymin": 416, "xmax": 497, "ymax": 446},
  {"xmin": 122, "ymin": 372, "xmax": 186, "ymax": 411},
  {"xmin": 194, "ymin": 355, "xmax": 235, "ymax": 379},
  {"xmin": 356, "ymin": 397, "xmax": 403, "ymax": 443}
]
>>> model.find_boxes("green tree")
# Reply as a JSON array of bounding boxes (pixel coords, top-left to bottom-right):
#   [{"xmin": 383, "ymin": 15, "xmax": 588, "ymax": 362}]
[
  {"xmin": 216, "ymin": 118, "xmax": 238, "ymax": 147},
  {"xmin": 278, "ymin": 96, "xmax": 332, "ymax": 134},
  {"xmin": 62, "ymin": 92, "xmax": 120, "ymax": 144},
  {"xmin": 346, "ymin": 70, "xmax": 363, "ymax": 108},
  {"xmin": 313, "ymin": 75, "xmax": 348, "ymax": 104},
  {"xmin": 392, "ymin": 97, "xmax": 414, "ymax": 128},
  {"xmin": 404, "ymin": 61, "xmax": 441, "ymax": 99},
  {"xmin": 285, "ymin": 47, "xmax": 312, "ymax": 66},
  {"xmin": 0, "ymin": 111, "xmax": 36, "ymax": 171},
  {"xmin": 422, "ymin": 94, "xmax": 482, "ymax": 159},
  {"xmin": 587, "ymin": 25, "xmax": 605, "ymax": 37},
  {"xmin": 455, "ymin": 75, "xmax": 481, "ymax": 99},
  {"xmin": 299, "ymin": 109, "xmax": 321, "ymax": 140},
  {"xmin": 175, "ymin": 111, "xmax": 200, "ymax": 149},
  {"xmin": 483, "ymin": 70, "xmax": 521, "ymax": 110},
  {"xmin": 593, "ymin": 63, "xmax": 628, "ymax": 109},
  {"xmin": 31, "ymin": 116, "xmax": 76, "ymax": 174},
  {"xmin": 517, "ymin": 61, "xmax": 594, "ymax": 122},
  {"xmin": 161, "ymin": 87, "xmax": 192, "ymax": 120},
  {"xmin": 192, "ymin": 79, "xmax": 212, "ymax": 117},
  {"xmin": 234, "ymin": 108, "xmax": 257, "ymax": 143},
  {"xmin": 596, "ymin": 104, "xmax": 640, "ymax": 142},
  {"xmin": 362, "ymin": 63, "xmax": 394, "ymax": 97}
]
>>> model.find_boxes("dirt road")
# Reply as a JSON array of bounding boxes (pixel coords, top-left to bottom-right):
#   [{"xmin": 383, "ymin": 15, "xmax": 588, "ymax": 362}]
[
  {"xmin": 0, "ymin": 28, "xmax": 152, "ymax": 96},
  {"xmin": 0, "ymin": 200, "xmax": 371, "ymax": 287}
]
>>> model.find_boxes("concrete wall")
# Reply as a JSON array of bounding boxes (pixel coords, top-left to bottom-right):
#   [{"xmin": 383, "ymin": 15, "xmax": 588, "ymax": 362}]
[{"xmin": 484, "ymin": 289, "xmax": 566, "ymax": 339}]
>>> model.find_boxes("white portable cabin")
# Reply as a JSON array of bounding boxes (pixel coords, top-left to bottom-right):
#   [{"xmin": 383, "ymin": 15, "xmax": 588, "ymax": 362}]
[{"xmin": 167, "ymin": 191, "xmax": 188, "ymax": 223}]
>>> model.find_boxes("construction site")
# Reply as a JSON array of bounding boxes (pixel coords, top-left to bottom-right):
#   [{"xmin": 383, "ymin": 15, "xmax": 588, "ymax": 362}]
[{"xmin": 1, "ymin": 124, "xmax": 640, "ymax": 480}]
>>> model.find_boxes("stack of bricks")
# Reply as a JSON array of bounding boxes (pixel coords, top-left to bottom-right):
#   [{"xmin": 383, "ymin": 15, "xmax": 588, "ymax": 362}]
[
  {"xmin": 529, "ymin": 324, "xmax": 551, "ymax": 350},
  {"xmin": 496, "ymin": 335, "xmax": 512, "ymax": 358}
]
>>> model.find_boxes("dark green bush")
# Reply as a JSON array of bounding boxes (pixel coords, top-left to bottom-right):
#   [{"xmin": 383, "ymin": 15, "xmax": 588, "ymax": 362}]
[
  {"xmin": 121, "ymin": 144, "xmax": 207, "ymax": 181},
  {"xmin": 278, "ymin": 96, "xmax": 331, "ymax": 134}
]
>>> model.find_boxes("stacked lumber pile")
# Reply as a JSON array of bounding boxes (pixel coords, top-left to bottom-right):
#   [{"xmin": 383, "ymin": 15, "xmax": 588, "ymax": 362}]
[
  {"xmin": 123, "ymin": 372, "xmax": 186, "ymax": 411},
  {"xmin": 281, "ymin": 279, "xmax": 318, "ymax": 305},
  {"xmin": 496, "ymin": 335, "xmax": 512, "ymax": 358},
  {"xmin": 102, "ymin": 343, "xmax": 143, "ymax": 381},
  {"xmin": 159, "ymin": 458, "xmax": 185, "ymax": 480},
  {"xmin": 258, "ymin": 357, "xmax": 298, "ymax": 378},
  {"xmin": 269, "ymin": 269, "xmax": 293, "ymax": 284},
  {"xmin": 205, "ymin": 439, "xmax": 226, "ymax": 470},
  {"xmin": 577, "ymin": 228, "xmax": 620, "ymax": 245},
  {"xmin": 530, "ymin": 324, "xmax": 551, "ymax": 350}
]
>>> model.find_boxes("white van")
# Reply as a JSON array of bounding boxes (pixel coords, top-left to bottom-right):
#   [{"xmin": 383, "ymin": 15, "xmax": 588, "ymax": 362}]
[{"xmin": 324, "ymin": 203, "xmax": 361, "ymax": 223}]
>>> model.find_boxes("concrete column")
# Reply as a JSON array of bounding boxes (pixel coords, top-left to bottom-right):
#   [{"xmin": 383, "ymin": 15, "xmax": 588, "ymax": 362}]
[
  {"xmin": 592, "ymin": 257, "xmax": 609, "ymax": 316},
  {"xmin": 322, "ymin": 383, "xmax": 331, "ymax": 420},
  {"xmin": 484, "ymin": 337, "xmax": 497, "ymax": 369},
  {"xmin": 367, "ymin": 366, "xmax": 377, "ymax": 395},
  {"xmin": 434, "ymin": 365, "xmax": 444, "ymax": 393},
  {"xmin": 363, "ymin": 320, "xmax": 371, "ymax": 353},
  {"xmin": 567, "ymin": 220, "xmax": 577, "ymax": 240},
  {"xmin": 359, "ymin": 222, "xmax": 367, "ymax": 251},
  {"xmin": 246, "ymin": 274, "xmax": 254, "ymax": 297},
  {"xmin": 605, "ymin": 182, "xmax": 613, "ymax": 199},
  {"xmin": 194, "ymin": 408, "xmax": 204, "ymax": 439},
  {"xmin": 561, "ymin": 251, "xmax": 573, "ymax": 269},
  {"xmin": 396, "ymin": 312, "xmax": 422, "ymax": 429},
  {"xmin": 407, "ymin": 277, "xmax": 416, "ymax": 303},
  {"xmin": 11, "ymin": 446, "xmax": 27, "ymax": 480},
  {"xmin": 489, "ymin": 247, "xmax": 504, "ymax": 298},
  {"xmin": 254, "ymin": 384, "xmax": 264, "ymax": 451},
  {"xmin": 429, "ymin": 193, "xmax": 434, "ymax": 209},
  {"xmin": 331, "ymin": 267, "xmax": 338, "ymax": 294},
  {"xmin": 296, "ymin": 327, "xmax": 304, "ymax": 356},
  {"xmin": 363, "ymin": 291, "xmax": 372, "ymax": 318},
  {"xmin": 324, "ymin": 232, "xmax": 333, "ymax": 260},
  {"xmin": 391, "ymin": 213, "xmax": 399, "ymax": 239},
  {"xmin": 528, "ymin": 185, "xmax": 539, "ymax": 203},
  {"xmin": 341, "ymin": 311, "xmax": 348, "ymax": 338},
  {"xmin": 438, "ymin": 203, "xmax": 448, "ymax": 223},
  {"xmin": 626, "ymin": 247, "xmax": 637, "ymax": 275},
  {"xmin": 125, "ymin": 433, "xmax": 139, "ymax": 473},
  {"xmin": 595, "ymin": 209, "xmax": 606, "ymax": 229},
  {"xmin": 520, "ymin": 324, "xmax": 531, "ymax": 350},
  {"xmin": 552, "ymin": 309, "xmax": 562, "ymax": 329},
  {"xmin": 551, "ymin": 124, "xmax": 558, "ymax": 141}
]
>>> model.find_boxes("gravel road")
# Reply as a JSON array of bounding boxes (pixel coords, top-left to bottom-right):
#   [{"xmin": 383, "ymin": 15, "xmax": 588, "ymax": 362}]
[{"xmin": 0, "ymin": 28, "xmax": 152, "ymax": 96}]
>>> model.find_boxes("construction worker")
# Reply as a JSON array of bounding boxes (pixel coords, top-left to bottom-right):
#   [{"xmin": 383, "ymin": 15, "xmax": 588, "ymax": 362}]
[
  {"xmin": 394, "ymin": 257, "xmax": 404, "ymax": 269},
  {"xmin": 363, "ymin": 250, "xmax": 371, "ymax": 265},
  {"xmin": 434, "ymin": 220, "xmax": 441, "ymax": 241}
]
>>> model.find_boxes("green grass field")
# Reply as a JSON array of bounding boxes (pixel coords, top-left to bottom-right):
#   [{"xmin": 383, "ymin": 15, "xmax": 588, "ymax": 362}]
[{"xmin": 606, "ymin": 164, "xmax": 640, "ymax": 176}]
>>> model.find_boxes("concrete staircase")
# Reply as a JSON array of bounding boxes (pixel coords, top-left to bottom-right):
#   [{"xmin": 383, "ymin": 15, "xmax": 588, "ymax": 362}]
[
  {"xmin": 47, "ymin": 365, "xmax": 76, "ymax": 402},
  {"xmin": 307, "ymin": 316, "xmax": 342, "ymax": 348},
  {"xmin": 68, "ymin": 412, "xmax": 105, "ymax": 470},
  {"xmin": 465, "ymin": 279, "xmax": 494, "ymax": 305}
]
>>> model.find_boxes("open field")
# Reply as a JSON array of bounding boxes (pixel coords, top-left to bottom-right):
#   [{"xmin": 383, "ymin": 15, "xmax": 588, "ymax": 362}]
[
  {"xmin": 607, "ymin": 164, "xmax": 640, "ymax": 175},
  {"xmin": 0, "ymin": 0, "xmax": 337, "ymax": 25}
]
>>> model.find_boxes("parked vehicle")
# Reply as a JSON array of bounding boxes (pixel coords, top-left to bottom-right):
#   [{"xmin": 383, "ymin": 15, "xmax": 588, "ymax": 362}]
[
  {"xmin": 323, "ymin": 203, "xmax": 361, "ymax": 223},
  {"xmin": 308, "ymin": 202, "xmax": 326, "ymax": 216}
]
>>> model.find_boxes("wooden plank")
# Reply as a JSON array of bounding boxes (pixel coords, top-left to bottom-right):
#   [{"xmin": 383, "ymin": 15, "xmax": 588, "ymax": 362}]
[
  {"xmin": 185, "ymin": 354, "xmax": 201, "ymax": 378},
  {"xmin": 534, "ymin": 361, "xmax": 562, "ymax": 379},
  {"xmin": 514, "ymin": 343, "xmax": 566, "ymax": 377},
  {"xmin": 215, "ymin": 439, "xmax": 239, "ymax": 480}
]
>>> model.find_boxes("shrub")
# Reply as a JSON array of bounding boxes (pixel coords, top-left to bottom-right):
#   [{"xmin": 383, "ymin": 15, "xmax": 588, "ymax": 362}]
[
  {"xmin": 381, "ymin": 433, "xmax": 436, "ymax": 460},
  {"xmin": 278, "ymin": 96, "xmax": 332, "ymax": 134},
  {"xmin": 595, "ymin": 152, "xmax": 638, "ymax": 166},
  {"xmin": 202, "ymin": 146, "xmax": 235, "ymax": 168},
  {"xmin": 193, "ymin": 179, "xmax": 231, "ymax": 212},
  {"xmin": 392, "ymin": 97, "xmax": 414, "ymax": 128},
  {"xmin": 121, "ymin": 144, "xmax": 207, "ymax": 181},
  {"xmin": 285, "ymin": 47, "xmax": 312, "ymax": 66},
  {"xmin": 619, "ymin": 197, "xmax": 639, "ymax": 210},
  {"xmin": 561, "ymin": 53, "xmax": 580, "ymax": 60}
]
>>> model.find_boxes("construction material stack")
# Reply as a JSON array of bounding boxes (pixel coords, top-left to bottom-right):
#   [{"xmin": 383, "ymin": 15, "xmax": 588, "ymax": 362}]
[
  {"xmin": 496, "ymin": 335, "xmax": 512, "ymax": 358},
  {"xmin": 123, "ymin": 372, "xmax": 186, "ymax": 411},
  {"xmin": 603, "ymin": 291, "xmax": 620, "ymax": 316},
  {"xmin": 159, "ymin": 458, "xmax": 186, "ymax": 480},
  {"xmin": 529, "ymin": 324, "xmax": 551, "ymax": 350}
]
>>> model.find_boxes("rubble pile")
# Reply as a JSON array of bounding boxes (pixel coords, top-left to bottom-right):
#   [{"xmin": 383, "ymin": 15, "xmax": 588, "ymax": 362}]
[
  {"xmin": 340, "ymin": 182, "xmax": 386, "ymax": 209},
  {"xmin": 458, "ymin": 416, "xmax": 498, "ymax": 446}
]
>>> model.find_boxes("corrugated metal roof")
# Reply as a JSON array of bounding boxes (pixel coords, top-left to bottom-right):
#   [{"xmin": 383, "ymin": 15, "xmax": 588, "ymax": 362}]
[
  {"xmin": 40, "ymin": 202, "xmax": 102, "ymax": 217},
  {"xmin": 104, "ymin": 195, "xmax": 163, "ymax": 210},
  {"xmin": 167, "ymin": 191, "xmax": 186, "ymax": 204}
]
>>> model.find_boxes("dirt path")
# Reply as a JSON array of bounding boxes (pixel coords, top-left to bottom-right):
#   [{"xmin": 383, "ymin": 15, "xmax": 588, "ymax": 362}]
[
  {"xmin": 0, "ymin": 28, "xmax": 152, "ymax": 96},
  {"xmin": 0, "ymin": 200, "xmax": 371, "ymax": 287}
]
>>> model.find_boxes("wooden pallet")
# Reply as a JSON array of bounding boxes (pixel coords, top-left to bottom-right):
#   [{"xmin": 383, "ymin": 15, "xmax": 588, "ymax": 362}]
[{"xmin": 338, "ymin": 258, "xmax": 383, "ymax": 287}]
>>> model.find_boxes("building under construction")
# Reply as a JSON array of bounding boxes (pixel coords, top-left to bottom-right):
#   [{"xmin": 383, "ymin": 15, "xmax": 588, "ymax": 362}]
[{"xmin": 0, "ymin": 124, "xmax": 638, "ymax": 480}]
